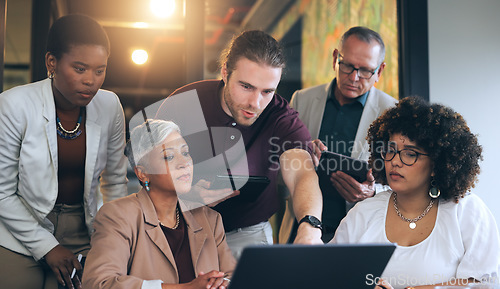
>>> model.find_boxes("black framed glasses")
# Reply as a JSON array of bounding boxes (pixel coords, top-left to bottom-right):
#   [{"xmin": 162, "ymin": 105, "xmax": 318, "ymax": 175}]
[
  {"xmin": 381, "ymin": 147, "xmax": 429, "ymax": 166},
  {"xmin": 338, "ymin": 53, "xmax": 380, "ymax": 79}
]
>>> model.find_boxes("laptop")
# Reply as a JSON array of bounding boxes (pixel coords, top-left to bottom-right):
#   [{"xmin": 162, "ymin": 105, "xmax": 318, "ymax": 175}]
[{"xmin": 228, "ymin": 243, "xmax": 396, "ymax": 289}]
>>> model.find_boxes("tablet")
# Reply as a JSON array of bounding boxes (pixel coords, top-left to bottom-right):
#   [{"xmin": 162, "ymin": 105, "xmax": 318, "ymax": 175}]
[
  {"xmin": 316, "ymin": 151, "xmax": 369, "ymax": 183},
  {"xmin": 210, "ymin": 175, "xmax": 270, "ymax": 202}
]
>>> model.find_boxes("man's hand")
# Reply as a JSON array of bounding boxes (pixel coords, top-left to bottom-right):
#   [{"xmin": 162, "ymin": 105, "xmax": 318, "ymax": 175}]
[
  {"xmin": 192, "ymin": 179, "xmax": 239, "ymax": 207},
  {"xmin": 44, "ymin": 245, "xmax": 82, "ymax": 289},
  {"xmin": 294, "ymin": 222, "xmax": 323, "ymax": 245},
  {"xmin": 329, "ymin": 169, "xmax": 375, "ymax": 203},
  {"xmin": 311, "ymin": 139, "xmax": 328, "ymax": 167}
]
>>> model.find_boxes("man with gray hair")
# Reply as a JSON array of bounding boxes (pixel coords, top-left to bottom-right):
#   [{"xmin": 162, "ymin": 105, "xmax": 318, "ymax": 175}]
[{"xmin": 280, "ymin": 26, "xmax": 397, "ymax": 244}]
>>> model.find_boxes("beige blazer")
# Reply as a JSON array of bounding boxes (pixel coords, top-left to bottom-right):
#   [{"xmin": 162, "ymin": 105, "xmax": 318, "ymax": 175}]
[
  {"xmin": 82, "ymin": 190, "xmax": 236, "ymax": 289},
  {"xmin": 0, "ymin": 78, "xmax": 128, "ymax": 260},
  {"xmin": 279, "ymin": 80, "xmax": 397, "ymax": 243}
]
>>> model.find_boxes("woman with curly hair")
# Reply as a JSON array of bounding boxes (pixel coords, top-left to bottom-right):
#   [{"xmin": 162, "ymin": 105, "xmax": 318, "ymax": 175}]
[{"xmin": 330, "ymin": 96, "xmax": 499, "ymax": 289}]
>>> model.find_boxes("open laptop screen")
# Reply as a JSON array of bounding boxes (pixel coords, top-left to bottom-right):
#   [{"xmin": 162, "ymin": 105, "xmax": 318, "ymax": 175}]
[{"xmin": 228, "ymin": 243, "xmax": 396, "ymax": 289}]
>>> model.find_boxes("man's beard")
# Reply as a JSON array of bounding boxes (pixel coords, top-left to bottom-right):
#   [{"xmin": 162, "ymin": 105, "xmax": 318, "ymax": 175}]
[{"xmin": 222, "ymin": 86, "xmax": 259, "ymax": 127}]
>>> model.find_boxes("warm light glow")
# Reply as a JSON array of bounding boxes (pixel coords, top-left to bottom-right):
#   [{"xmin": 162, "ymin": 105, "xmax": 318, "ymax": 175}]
[
  {"xmin": 132, "ymin": 49, "xmax": 148, "ymax": 65},
  {"xmin": 133, "ymin": 22, "xmax": 149, "ymax": 29},
  {"xmin": 150, "ymin": 0, "xmax": 176, "ymax": 18}
]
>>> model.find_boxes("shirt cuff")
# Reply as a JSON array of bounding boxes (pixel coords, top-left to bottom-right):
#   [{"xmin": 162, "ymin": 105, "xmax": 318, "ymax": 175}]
[{"xmin": 142, "ymin": 279, "xmax": 163, "ymax": 289}]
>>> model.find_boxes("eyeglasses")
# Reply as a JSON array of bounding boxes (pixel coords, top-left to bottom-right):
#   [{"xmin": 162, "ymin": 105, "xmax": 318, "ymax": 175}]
[
  {"xmin": 381, "ymin": 147, "xmax": 429, "ymax": 166},
  {"xmin": 338, "ymin": 53, "xmax": 380, "ymax": 79}
]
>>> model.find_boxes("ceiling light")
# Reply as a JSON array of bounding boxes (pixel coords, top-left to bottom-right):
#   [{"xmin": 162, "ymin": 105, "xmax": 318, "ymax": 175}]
[
  {"xmin": 150, "ymin": 0, "xmax": 176, "ymax": 18},
  {"xmin": 132, "ymin": 49, "xmax": 148, "ymax": 65}
]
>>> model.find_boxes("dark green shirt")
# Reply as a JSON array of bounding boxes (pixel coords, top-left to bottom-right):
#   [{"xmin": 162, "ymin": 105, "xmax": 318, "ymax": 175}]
[
  {"xmin": 317, "ymin": 79, "xmax": 368, "ymax": 240},
  {"xmin": 317, "ymin": 78, "xmax": 368, "ymax": 157}
]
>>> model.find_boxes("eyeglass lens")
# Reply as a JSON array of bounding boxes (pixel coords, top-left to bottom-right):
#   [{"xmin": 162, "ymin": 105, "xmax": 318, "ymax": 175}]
[
  {"xmin": 337, "ymin": 53, "xmax": 378, "ymax": 79},
  {"xmin": 338, "ymin": 62, "xmax": 375, "ymax": 79},
  {"xmin": 382, "ymin": 148, "xmax": 418, "ymax": 166}
]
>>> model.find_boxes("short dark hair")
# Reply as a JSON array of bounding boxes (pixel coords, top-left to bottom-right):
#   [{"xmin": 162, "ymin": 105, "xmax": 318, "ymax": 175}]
[
  {"xmin": 219, "ymin": 30, "xmax": 285, "ymax": 77},
  {"xmin": 340, "ymin": 26, "xmax": 385, "ymax": 65},
  {"xmin": 46, "ymin": 14, "xmax": 110, "ymax": 59},
  {"xmin": 367, "ymin": 96, "xmax": 483, "ymax": 202}
]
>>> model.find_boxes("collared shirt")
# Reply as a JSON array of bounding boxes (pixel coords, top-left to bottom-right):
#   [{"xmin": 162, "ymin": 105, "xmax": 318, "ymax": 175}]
[
  {"xmin": 317, "ymin": 78, "xmax": 368, "ymax": 238},
  {"xmin": 317, "ymin": 78, "xmax": 367, "ymax": 157},
  {"xmin": 161, "ymin": 80, "xmax": 312, "ymax": 231}
]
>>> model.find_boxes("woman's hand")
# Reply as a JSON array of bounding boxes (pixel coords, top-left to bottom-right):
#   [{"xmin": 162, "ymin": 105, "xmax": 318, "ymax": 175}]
[
  {"xmin": 197, "ymin": 271, "xmax": 230, "ymax": 289},
  {"xmin": 44, "ymin": 245, "xmax": 82, "ymax": 289},
  {"xmin": 192, "ymin": 180, "xmax": 239, "ymax": 207},
  {"xmin": 174, "ymin": 271, "xmax": 226, "ymax": 289}
]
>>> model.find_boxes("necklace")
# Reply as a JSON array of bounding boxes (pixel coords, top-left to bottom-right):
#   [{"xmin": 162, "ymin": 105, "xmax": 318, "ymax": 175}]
[
  {"xmin": 56, "ymin": 107, "xmax": 85, "ymax": 140},
  {"xmin": 393, "ymin": 193, "xmax": 434, "ymax": 229},
  {"xmin": 159, "ymin": 207, "xmax": 180, "ymax": 229}
]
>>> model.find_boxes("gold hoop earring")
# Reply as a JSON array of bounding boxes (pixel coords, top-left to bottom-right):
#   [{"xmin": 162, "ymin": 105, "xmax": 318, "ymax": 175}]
[{"xmin": 47, "ymin": 71, "xmax": 55, "ymax": 79}]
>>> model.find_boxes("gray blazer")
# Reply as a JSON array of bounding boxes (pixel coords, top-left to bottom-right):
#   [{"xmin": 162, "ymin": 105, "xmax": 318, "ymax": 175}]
[{"xmin": 0, "ymin": 78, "xmax": 128, "ymax": 260}]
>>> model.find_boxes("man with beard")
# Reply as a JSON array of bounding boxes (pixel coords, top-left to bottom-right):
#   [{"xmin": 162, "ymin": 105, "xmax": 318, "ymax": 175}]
[{"xmin": 156, "ymin": 30, "xmax": 323, "ymax": 259}]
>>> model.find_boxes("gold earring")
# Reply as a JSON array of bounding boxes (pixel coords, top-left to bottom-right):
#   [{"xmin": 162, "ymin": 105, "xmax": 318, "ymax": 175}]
[{"xmin": 47, "ymin": 71, "xmax": 55, "ymax": 79}]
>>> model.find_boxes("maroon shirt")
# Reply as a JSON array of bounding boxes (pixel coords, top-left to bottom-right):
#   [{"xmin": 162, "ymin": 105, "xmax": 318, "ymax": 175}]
[
  {"xmin": 160, "ymin": 213, "xmax": 196, "ymax": 283},
  {"xmin": 56, "ymin": 107, "xmax": 86, "ymax": 205},
  {"xmin": 157, "ymin": 80, "xmax": 312, "ymax": 231}
]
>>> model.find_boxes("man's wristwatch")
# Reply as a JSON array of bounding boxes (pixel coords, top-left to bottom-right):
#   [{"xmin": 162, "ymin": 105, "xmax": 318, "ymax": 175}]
[{"xmin": 298, "ymin": 215, "xmax": 322, "ymax": 230}]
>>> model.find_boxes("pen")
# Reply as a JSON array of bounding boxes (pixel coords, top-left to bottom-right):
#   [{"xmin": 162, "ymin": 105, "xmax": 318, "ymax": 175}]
[{"xmin": 70, "ymin": 254, "xmax": 83, "ymax": 279}]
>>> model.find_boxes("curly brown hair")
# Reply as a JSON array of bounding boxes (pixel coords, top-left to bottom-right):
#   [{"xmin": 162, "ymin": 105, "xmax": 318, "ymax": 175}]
[{"xmin": 367, "ymin": 96, "xmax": 482, "ymax": 202}]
